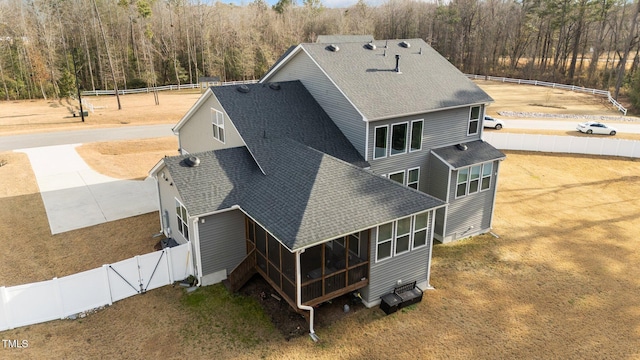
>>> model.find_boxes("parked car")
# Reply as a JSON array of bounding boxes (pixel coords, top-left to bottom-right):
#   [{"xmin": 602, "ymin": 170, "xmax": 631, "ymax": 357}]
[
  {"xmin": 483, "ymin": 115, "xmax": 504, "ymax": 130},
  {"xmin": 576, "ymin": 121, "xmax": 617, "ymax": 135}
]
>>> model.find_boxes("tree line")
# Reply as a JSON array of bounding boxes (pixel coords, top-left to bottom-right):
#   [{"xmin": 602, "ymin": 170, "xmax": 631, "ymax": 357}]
[{"xmin": 2, "ymin": 0, "xmax": 640, "ymax": 107}]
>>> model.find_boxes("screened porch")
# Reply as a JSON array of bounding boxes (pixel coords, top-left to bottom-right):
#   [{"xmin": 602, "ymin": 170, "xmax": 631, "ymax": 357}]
[{"xmin": 245, "ymin": 217, "xmax": 370, "ymax": 309}]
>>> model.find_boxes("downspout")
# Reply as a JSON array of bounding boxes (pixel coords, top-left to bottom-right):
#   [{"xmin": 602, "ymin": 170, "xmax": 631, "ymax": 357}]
[{"xmin": 296, "ymin": 249, "xmax": 319, "ymax": 342}]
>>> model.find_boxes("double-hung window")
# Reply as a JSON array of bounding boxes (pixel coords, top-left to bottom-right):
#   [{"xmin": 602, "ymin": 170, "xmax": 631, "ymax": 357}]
[
  {"xmin": 481, "ymin": 162, "xmax": 493, "ymax": 190},
  {"xmin": 390, "ymin": 123, "xmax": 408, "ymax": 155},
  {"xmin": 395, "ymin": 217, "xmax": 411, "ymax": 255},
  {"xmin": 175, "ymin": 199, "xmax": 189, "ymax": 240},
  {"xmin": 389, "ymin": 170, "xmax": 405, "ymax": 185},
  {"xmin": 412, "ymin": 212, "xmax": 430, "ymax": 249},
  {"xmin": 212, "ymin": 108, "xmax": 225, "ymax": 143},
  {"xmin": 376, "ymin": 222, "xmax": 393, "ymax": 261},
  {"xmin": 468, "ymin": 106, "xmax": 480, "ymax": 135}
]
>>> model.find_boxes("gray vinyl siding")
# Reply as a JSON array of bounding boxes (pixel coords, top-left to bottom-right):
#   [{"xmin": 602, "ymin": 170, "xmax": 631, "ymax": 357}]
[
  {"xmin": 426, "ymin": 153, "xmax": 451, "ymax": 201},
  {"xmin": 198, "ymin": 210, "xmax": 247, "ymax": 277},
  {"xmin": 156, "ymin": 165, "xmax": 188, "ymax": 244},
  {"xmin": 178, "ymin": 95, "xmax": 245, "ymax": 154},
  {"xmin": 367, "ymin": 106, "xmax": 483, "ymax": 189},
  {"xmin": 361, "ymin": 223, "xmax": 431, "ymax": 303},
  {"xmin": 444, "ymin": 160, "xmax": 499, "ymax": 241},
  {"xmin": 267, "ymin": 50, "xmax": 367, "ymax": 158}
]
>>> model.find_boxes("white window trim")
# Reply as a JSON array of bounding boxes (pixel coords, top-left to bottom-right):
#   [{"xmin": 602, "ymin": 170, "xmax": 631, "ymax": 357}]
[
  {"xmin": 480, "ymin": 162, "xmax": 493, "ymax": 191},
  {"xmin": 407, "ymin": 167, "xmax": 420, "ymax": 189},
  {"xmin": 388, "ymin": 170, "xmax": 405, "ymax": 185},
  {"xmin": 394, "ymin": 217, "xmax": 412, "ymax": 256},
  {"xmin": 212, "ymin": 108, "xmax": 225, "ymax": 143},
  {"xmin": 468, "ymin": 106, "xmax": 481, "ymax": 136},
  {"xmin": 390, "ymin": 122, "xmax": 409, "ymax": 156},
  {"xmin": 412, "ymin": 212, "xmax": 430, "ymax": 250},
  {"xmin": 468, "ymin": 165, "xmax": 481, "ymax": 195},
  {"xmin": 373, "ymin": 125, "xmax": 389, "ymax": 160},
  {"xmin": 409, "ymin": 119, "xmax": 423, "ymax": 152},
  {"xmin": 175, "ymin": 198, "xmax": 189, "ymax": 240},
  {"xmin": 456, "ymin": 162, "xmax": 493, "ymax": 198},
  {"xmin": 375, "ymin": 222, "xmax": 394, "ymax": 262}
]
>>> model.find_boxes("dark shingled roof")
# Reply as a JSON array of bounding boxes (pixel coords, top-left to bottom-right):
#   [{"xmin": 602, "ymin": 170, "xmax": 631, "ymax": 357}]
[
  {"xmin": 293, "ymin": 39, "xmax": 493, "ymax": 120},
  {"xmin": 211, "ymin": 81, "xmax": 368, "ymax": 169},
  {"xmin": 431, "ymin": 140, "xmax": 506, "ymax": 169},
  {"xmin": 163, "ymin": 139, "xmax": 444, "ymax": 251}
]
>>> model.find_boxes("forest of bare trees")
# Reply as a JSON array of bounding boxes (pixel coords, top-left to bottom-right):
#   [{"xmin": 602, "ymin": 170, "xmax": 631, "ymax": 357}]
[{"xmin": 2, "ymin": 0, "xmax": 640, "ymax": 106}]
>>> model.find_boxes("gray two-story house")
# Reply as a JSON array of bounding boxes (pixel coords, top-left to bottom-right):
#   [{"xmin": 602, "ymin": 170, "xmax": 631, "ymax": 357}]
[
  {"xmin": 149, "ymin": 38, "xmax": 504, "ymax": 339},
  {"xmin": 260, "ymin": 38, "xmax": 505, "ymax": 243}
]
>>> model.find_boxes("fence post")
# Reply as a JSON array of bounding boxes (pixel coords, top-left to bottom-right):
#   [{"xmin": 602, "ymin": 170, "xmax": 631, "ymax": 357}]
[
  {"xmin": 102, "ymin": 264, "xmax": 114, "ymax": 306},
  {"xmin": 0, "ymin": 286, "xmax": 12, "ymax": 330},
  {"xmin": 166, "ymin": 246, "xmax": 174, "ymax": 284},
  {"xmin": 52, "ymin": 277, "xmax": 66, "ymax": 320}
]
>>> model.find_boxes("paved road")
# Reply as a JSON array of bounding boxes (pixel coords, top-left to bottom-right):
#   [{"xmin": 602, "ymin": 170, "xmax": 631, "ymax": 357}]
[
  {"xmin": 0, "ymin": 124, "xmax": 174, "ymax": 151},
  {"xmin": 498, "ymin": 119, "xmax": 640, "ymax": 134}
]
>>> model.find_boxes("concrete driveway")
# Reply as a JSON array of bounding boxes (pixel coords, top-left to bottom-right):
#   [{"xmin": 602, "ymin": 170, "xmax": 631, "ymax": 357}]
[{"xmin": 16, "ymin": 144, "xmax": 158, "ymax": 235}]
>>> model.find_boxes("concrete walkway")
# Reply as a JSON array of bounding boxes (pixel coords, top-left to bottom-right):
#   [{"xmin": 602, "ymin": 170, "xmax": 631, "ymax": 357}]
[{"xmin": 16, "ymin": 144, "xmax": 158, "ymax": 234}]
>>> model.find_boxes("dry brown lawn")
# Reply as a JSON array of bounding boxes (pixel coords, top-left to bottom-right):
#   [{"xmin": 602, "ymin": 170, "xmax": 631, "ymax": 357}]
[
  {"xmin": 1, "ymin": 83, "xmax": 640, "ymax": 358},
  {"xmin": 76, "ymin": 137, "xmax": 179, "ymax": 180},
  {"xmin": 0, "ymin": 89, "xmax": 201, "ymax": 135}
]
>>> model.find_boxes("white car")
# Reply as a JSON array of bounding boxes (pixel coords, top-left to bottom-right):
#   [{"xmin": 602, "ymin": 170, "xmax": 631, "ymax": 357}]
[
  {"xmin": 483, "ymin": 115, "xmax": 504, "ymax": 130},
  {"xmin": 576, "ymin": 121, "xmax": 617, "ymax": 135}
]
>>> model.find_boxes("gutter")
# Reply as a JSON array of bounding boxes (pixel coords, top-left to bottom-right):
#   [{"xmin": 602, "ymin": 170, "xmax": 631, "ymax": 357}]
[{"xmin": 296, "ymin": 249, "xmax": 319, "ymax": 342}]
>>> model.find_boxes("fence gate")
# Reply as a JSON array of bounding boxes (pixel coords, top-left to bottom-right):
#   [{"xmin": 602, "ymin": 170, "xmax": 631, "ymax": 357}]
[{"xmin": 106, "ymin": 250, "xmax": 171, "ymax": 302}]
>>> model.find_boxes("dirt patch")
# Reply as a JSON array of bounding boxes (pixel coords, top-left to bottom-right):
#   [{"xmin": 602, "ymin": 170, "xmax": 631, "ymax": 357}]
[{"xmin": 239, "ymin": 275, "xmax": 366, "ymax": 340}]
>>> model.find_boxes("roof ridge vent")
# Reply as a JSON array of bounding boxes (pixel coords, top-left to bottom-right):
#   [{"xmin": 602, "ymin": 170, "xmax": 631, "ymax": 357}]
[
  {"xmin": 326, "ymin": 44, "xmax": 339, "ymax": 52},
  {"xmin": 237, "ymin": 84, "xmax": 250, "ymax": 93},
  {"xmin": 184, "ymin": 156, "xmax": 201, "ymax": 167},
  {"xmin": 400, "ymin": 41, "xmax": 411, "ymax": 48},
  {"xmin": 365, "ymin": 42, "xmax": 376, "ymax": 50},
  {"xmin": 269, "ymin": 82, "xmax": 281, "ymax": 90}
]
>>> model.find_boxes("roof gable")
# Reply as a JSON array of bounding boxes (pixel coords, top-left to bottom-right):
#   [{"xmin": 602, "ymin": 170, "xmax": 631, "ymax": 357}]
[
  {"xmin": 268, "ymin": 39, "xmax": 493, "ymax": 121},
  {"xmin": 211, "ymin": 81, "xmax": 368, "ymax": 168}
]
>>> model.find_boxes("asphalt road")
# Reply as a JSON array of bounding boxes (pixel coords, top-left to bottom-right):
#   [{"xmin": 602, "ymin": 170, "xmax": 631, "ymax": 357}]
[
  {"xmin": 501, "ymin": 119, "xmax": 640, "ymax": 133},
  {"xmin": 0, "ymin": 124, "xmax": 174, "ymax": 152}
]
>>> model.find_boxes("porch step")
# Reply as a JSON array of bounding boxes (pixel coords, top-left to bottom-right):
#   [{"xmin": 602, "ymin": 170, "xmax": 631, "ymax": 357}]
[{"xmin": 224, "ymin": 249, "xmax": 257, "ymax": 293}]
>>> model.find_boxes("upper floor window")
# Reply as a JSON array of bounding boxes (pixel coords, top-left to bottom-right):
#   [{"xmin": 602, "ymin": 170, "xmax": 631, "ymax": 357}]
[
  {"xmin": 374, "ymin": 120, "xmax": 423, "ymax": 159},
  {"xmin": 212, "ymin": 108, "xmax": 225, "ymax": 143},
  {"xmin": 410, "ymin": 120, "xmax": 423, "ymax": 152},
  {"xmin": 389, "ymin": 170, "xmax": 405, "ymax": 184},
  {"xmin": 390, "ymin": 123, "xmax": 408, "ymax": 155},
  {"xmin": 175, "ymin": 199, "xmax": 189, "ymax": 240},
  {"xmin": 456, "ymin": 162, "xmax": 493, "ymax": 198},
  {"xmin": 374, "ymin": 126, "xmax": 388, "ymax": 159},
  {"xmin": 468, "ymin": 106, "xmax": 480, "ymax": 135}
]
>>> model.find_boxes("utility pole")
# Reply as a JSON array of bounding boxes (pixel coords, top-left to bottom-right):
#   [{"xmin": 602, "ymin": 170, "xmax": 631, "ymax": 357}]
[{"xmin": 72, "ymin": 48, "xmax": 85, "ymax": 123}]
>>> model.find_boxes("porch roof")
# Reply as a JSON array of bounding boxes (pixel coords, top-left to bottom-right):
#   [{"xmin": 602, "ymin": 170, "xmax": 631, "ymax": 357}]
[
  {"xmin": 431, "ymin": 140, "xmax": 506, "ymax": 169},
  {"xmin": 163, "ymin": 139, "xmax": 444, "ymax": 251}
]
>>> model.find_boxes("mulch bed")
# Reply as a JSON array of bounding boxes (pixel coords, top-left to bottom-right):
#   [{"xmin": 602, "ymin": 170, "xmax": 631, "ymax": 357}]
[{"xmin": 239, "ymin": 275, "xmax": 367, "ymax": 340}]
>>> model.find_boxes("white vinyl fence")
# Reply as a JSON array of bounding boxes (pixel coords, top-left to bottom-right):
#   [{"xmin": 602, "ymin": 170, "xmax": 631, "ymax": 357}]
[
  {"xmin": 0, "ymin": 242, "xmax": 193, "ymax": 331},
  {"xmin": 484, "ymin": 132, "xmax": 640, "ymax": 158},
  {"xmin": 80, "ymin": 80, "xmax": 258, "ymax": 96},
  {"xmin": 466, "ymin": 74, "xmax": 627, "ymax": 115}
]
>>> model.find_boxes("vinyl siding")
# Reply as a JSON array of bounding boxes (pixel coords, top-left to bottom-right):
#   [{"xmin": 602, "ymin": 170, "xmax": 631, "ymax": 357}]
[
  {"xmin": 267, "ymin": 50, "xmax": 367, "ymax": 158},
  {"xmin": 178, "ymin": 95, "xmax": 245, "ymax": 154},
  {"xmin": 444, "ymin": 160, "xmax": 499, "ymax": 241},
  {"xmin": 198, "ymin": 209, "xmax": 247, "ymax": 277},
  {"xmin": 426, "ymin": 153, "xmax": 451, "ymax": 201},
  {"xmin": 360, "ymin": 212, "xmax": 433, "ymax": 303},
  {"xmin": 156, "ymin": 165, "xmax": 188, "ymax": 244}
]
